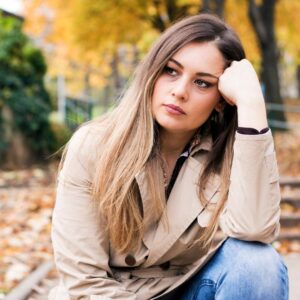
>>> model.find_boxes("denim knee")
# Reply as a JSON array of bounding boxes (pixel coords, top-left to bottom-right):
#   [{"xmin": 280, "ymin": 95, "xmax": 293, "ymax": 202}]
[
  {"xmin": 178, "ymin": 238, "xmax": 288, "ymax": 300},
  {"xmin": 216, "ymin": 238, "xmax": 289, "ymax": 299},
  {"xmin": 223, "ymin": 238, "xmax": 286, "ymax": 274}
]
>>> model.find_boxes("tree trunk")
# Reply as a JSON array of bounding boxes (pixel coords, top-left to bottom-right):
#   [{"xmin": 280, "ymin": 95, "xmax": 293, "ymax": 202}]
[
  {"xmin": 1, "ymin": 106, "xmax": 32, "ymax": 169},
  {"xmin": 132, "ymin": 44, "xmax": 140, "ymax": 68},
  {"xmin": 151, "ymin": 0, "xmax": 168, "ymax": 32},
  {"xmin": 297, "ymin": 64, "xmax": 300, "ymax": 98},
  {"xmin": 150, "ymin": 0, "xmax": 195, "ymax": 32},
  {"xmin": 248, "ymin": 0, "xmax": 286, "ymax": 129},
  {"xmin": 201, "ymin": 0, "xmax": 225, "ymax": 18},
  {"xmin": 111, "ymin": 50, "xmax": 122, "ymax": 99},
  {"xmin": 83, "ymin": 68, "xmax": 91, "ymax": 101}
]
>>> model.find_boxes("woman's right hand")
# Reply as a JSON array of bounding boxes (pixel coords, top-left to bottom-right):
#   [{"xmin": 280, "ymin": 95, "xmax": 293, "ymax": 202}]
[{"xmin": 218, "ymin": 59, "xmax": 268, "ymax": 131}]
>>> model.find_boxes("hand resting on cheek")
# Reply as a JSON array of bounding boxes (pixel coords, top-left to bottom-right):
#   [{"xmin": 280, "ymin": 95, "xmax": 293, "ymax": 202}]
[{"xmin": 218, "ymin": 59, "xmax": 268, "ymax": 131}]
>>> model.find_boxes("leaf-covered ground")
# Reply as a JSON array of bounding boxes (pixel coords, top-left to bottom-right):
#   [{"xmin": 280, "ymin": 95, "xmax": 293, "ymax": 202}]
[
  {"xmin": 274, "ymin": 130, "xmax": 300, "ymax": 177},
  {"xmin": 0, "ymin": 165, "xmax": 57, "ymax": 295},
  {"xmin": 1, "ymin": 128, "xmax": 300, "ymax": 295}
]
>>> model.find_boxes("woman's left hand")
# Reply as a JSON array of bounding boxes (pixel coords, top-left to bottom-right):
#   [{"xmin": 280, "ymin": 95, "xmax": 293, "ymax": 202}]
[{"xmin": 218, "ymin": 59, "xmax": 268, "ymax": 130}]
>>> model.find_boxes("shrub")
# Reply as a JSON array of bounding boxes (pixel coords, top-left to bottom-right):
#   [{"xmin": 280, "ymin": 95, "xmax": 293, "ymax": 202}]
[{"xmin": 0, "ymin": 14, "xmax": 54, "ymax": 162}]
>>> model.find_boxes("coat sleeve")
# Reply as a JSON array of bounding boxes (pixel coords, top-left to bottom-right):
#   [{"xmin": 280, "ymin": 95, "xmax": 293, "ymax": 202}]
[
  {"xmin": 51, "ymin": 125, "xmax": 137, "ymax": 300},
  {"xmin": 219, "ymin": 130, "xmax": 281, "ymax": 244}
]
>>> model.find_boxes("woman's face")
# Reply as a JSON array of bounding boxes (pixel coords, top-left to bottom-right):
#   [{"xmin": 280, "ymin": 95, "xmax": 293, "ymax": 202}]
[{"xmin": 152, "ymin": 42, "xmax": 225, "ymax": 136}]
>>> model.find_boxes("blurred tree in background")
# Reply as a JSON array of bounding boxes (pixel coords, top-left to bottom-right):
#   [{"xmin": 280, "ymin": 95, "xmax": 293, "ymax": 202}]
[
  {"xmin": 0, "ymin": 14, "xmax": 54, "ymax": 168},
  {"xmin": 248, "ymin": 0, "xmax": 285, "ymax": 124},
  {"xmin": 24, "ymin": 0, "xmax": 300, "ymax": 129},
  {"xmin": 275, "ymin": 0, "xmax": 300, "ymax": 99}
]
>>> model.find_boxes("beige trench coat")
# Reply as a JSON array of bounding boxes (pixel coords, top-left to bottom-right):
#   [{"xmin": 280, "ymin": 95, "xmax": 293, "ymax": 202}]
[{"xmin": 49, "ymin": 124, "xmax": 281, "ymax": 300}]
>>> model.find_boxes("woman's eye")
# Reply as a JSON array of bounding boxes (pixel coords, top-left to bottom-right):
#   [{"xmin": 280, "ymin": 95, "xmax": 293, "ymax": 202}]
[
  {"xmin": 164, "ymin": 66, "xmax": 177, "ymax": 76},
  {"xmin": 194, "ymin": 79, "xmax": 211, "ymax": 88}
]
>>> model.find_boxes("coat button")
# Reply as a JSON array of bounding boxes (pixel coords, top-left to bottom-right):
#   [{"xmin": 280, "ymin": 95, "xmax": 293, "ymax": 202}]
[{"xmin": 125, "ymin": 254, "xmax": 136, "ymax": 266}]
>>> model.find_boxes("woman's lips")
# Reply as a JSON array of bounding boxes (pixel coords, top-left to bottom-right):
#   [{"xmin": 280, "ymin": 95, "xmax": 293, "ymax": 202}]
[{"xmin": 163, "ymin": 104, "xmax": 186, "ymax": 115}]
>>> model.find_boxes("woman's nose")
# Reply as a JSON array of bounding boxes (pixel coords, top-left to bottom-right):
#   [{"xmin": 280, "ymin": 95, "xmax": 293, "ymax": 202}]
[{"xmin": 171, "ymin": 78, "xmax": 189, "ymax": 101}]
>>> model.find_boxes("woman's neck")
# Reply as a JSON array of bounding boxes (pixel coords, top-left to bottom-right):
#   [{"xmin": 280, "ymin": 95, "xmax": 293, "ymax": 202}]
[
  {"xmin": 159, "ymin": 129, "xmax": 195, "ymax": 159},
  {"xmin": 159, "ymin": 129, "xmax": 196, "ymax": 185}
]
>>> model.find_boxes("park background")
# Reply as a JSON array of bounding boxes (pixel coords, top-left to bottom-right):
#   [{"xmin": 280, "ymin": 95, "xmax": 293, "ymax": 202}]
[{"xmin": 0, "ymin": 0, "xmax": 300, "ymax": 299}]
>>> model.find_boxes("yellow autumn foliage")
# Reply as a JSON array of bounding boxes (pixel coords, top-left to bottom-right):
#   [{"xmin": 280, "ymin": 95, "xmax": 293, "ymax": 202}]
[{"xmin": 23, "ymin": 0, "xmax": 300, "ymax": 96}]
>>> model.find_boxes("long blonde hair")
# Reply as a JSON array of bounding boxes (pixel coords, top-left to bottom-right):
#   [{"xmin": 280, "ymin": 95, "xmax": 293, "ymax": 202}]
[{"xmin": 71, "ymin": 14, "xmax": 245, "ymax": 253}]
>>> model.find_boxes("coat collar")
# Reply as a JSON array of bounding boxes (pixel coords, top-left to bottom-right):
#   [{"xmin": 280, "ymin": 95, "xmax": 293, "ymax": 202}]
[{"xmin": 189, "ymin": 133, "xmax": 212, "ymax": 156}]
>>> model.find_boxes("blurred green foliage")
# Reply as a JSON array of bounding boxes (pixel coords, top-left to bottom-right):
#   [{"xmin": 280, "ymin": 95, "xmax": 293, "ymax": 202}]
[
  {"xmin": 49, "ymin": 117, "xmax": 72, "ymax": 155},
  {"xmin": 0, "ymin": 14, "xmax": 55, "ymax": 160}
]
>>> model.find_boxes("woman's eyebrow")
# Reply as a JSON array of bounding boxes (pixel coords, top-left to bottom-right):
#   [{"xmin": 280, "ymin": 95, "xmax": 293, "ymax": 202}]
[{"xmin": 169, "ymin": 58, "xmax": 219, "ymax": 79}]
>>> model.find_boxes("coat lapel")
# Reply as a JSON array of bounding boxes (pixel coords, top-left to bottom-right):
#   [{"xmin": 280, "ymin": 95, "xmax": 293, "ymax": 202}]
[
  {"xmin": 143, "ymin": 156, "xmax": 206, "ymax": 266},
  {"xmin": 135, "ymin": 134, "xmax": 218, "ymax": 266},
  {"xmin": 135, "ymin": 168, "xmax": 159, "ymax": 250}
]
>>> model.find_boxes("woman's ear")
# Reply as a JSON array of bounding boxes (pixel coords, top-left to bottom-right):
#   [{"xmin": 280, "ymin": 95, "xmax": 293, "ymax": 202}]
[{"xmin": 214, "ymin": 99, "xmax": 225, "ymax": 112}]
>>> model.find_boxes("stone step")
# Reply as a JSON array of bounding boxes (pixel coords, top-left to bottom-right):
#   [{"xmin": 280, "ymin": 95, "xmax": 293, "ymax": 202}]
[
  {"xmin": 280, "ymin": 212, "xmax": 300, "ymax": 227},
  {"xmin": 281, "ymin": 197, "xmax": 300, "ymax": 208},
  {"xmin": 5, "ymin": 261, "xmax": 54, "ymax": 300},
  {"xmin": 278, "ymin": 229, "xmax": 300, "ymax": 241},
  {"xmin": 280, "ymin": 178, "xmax": 300, "ymax": 188}
]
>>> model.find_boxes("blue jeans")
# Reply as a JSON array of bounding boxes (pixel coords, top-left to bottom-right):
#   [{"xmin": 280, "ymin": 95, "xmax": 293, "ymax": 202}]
[{"xmin": 179, "ymin": 238, "xmax": 289, "ymax": 300}]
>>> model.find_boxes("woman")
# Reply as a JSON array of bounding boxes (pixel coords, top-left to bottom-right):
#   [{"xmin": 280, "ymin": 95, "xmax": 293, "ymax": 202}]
[{"xmin": 49, "ymin": 14, "xmax": 288, "ymax": 300}]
